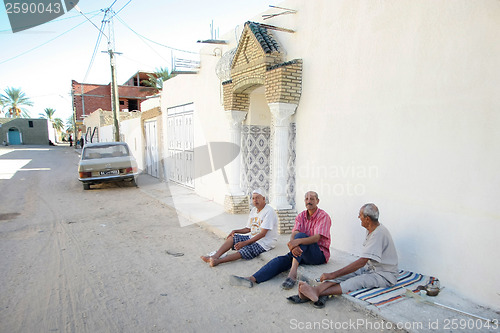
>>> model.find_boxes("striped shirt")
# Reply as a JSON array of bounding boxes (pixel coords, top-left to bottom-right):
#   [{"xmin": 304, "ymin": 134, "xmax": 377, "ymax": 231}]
[{"xmin": 292, "ymin": 208, "xmax": 332, "ymax": 262}]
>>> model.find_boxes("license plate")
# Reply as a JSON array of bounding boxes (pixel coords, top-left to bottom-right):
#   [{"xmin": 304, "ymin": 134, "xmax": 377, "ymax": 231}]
[{"xmin": 100, "ymin": 170, "xmax": 119, "ymax": 175}]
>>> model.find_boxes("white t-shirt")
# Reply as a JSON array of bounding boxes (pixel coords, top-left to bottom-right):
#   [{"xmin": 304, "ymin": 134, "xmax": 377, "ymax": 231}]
[
  {"xmin": 361, "ymin": 224, "xmax": 399, "ymax": 284},
  {"xmin": 245, "ymin": 204, "xmax": 278, "ymax": 251}
]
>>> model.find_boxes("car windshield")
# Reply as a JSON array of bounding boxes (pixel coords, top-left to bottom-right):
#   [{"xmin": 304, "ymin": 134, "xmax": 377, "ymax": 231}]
[{"xmin": 83, "ymin": 144, "xmax": 130, "ymax": 160}]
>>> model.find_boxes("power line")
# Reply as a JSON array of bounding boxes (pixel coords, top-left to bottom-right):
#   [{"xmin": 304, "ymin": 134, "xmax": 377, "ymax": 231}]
[
  {"xmin": 76, "ymin": 0, "xmax": 125, "ymax": 82},
  {"xmin": 82, "ymin": 12, "xmax": 108, "ymax": 82},
  {"xmin": 115, "ymin": 15, "xmax": 170, "ymax": 64},
  {"xmin": 72, "ymin": 4, "xmax": 108, "ymax": 39},
  {"xmin": 0, "ymin": 12, "xmax": 102, "ymax": 65},
  {"xmin": 114, "ymin": 14, "xmax": 198, "ymax": 55},
  {"xmin": 109, "ymin": 0, "xmax": 132, "ymax": 19},
  {"xmin": 0, "ymin": 10, "xmax": 101, "ymax": 33},
  {"xmin": 108, "ymin": 0, "xmax": 119, "ymax": 9}
]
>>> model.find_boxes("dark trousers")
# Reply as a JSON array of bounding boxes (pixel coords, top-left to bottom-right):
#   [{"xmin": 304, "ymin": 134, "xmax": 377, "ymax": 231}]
[{"xmin": 253, "ymin": 232, "xmax": 326, "ymax": 283}]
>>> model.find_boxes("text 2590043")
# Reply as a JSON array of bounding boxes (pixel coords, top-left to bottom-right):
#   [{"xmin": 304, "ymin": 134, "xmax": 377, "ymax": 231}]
[{"xmin": 5, "ymin": 2, "xmax": 62, "ymax": 14}]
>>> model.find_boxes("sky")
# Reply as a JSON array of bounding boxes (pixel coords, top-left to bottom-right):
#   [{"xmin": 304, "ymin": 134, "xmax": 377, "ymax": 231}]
[{"xmin": 0, "ymin": 0, "xmax": 283, "ymax": 123}]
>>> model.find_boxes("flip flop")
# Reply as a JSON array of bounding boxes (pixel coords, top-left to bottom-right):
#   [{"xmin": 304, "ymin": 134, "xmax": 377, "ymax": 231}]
[
  {"xmin": 229, "ymin": 275, "xmax": 253, "ymax": 288},
  {"xmin": 312, "ymin": 295, "xmax": 329, "ymax": 309},
  {"xmin": 281, "ymin": 277, "xmax": 296, "ymax": 290},
  {"xmin": 287, "ymin": 295, "xmax": 309, "ymax": 304}
]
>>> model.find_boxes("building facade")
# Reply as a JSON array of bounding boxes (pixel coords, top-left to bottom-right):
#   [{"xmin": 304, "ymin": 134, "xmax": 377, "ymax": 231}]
[
  {"xmin": 80, "ymin": 1, "xmax": 499, "ymax": 309},
  {"xmin": 155, "ymin": 0, "xmax": 500, "ymax": 309},
  {"xmin": 0, "ymin": 118, "xmax": 49, "ymax": 145},
  {"xmin": 71, "ymin": 71, "xmax": 158, "ymax": 142}
]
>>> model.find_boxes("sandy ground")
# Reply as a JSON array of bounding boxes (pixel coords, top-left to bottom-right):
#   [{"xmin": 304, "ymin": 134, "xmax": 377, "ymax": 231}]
[{"xmin": 0, "ymin": 146, "xmax": 403, "ymax": 333}]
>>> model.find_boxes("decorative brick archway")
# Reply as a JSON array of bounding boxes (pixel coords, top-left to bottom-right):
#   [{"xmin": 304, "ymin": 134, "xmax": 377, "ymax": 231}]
[{"xmin": 219, "ymin": 22, "xmax": 302, "ymax": 233}]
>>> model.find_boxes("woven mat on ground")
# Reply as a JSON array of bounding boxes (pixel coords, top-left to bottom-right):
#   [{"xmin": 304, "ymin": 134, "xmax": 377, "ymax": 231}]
[{"xmin": 347, "ymin": 270, "xmax": 438, "ymax": 307}]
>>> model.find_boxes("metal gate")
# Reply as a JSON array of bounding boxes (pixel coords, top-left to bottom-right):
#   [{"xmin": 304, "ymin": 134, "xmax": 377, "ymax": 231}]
[
  {"xmin": 8, "ymin": 128, "xmax": 22, "ymax": 145},
  {"xmin": 167, "ymin": 104, "xmax": 194, "ymax": 188},
  {"xmin": 144, "ymin": 120, "xmax": 159, "ymax": 178}
]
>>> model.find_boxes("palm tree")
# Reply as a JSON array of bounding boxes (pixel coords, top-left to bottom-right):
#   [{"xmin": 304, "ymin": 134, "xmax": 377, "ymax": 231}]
[
  {"xmin": 0, "ymin": 87, "xmax": 33, "ymax": 118},
  {"xmin": 40, "ymin": 108, "xmax": 64, "ymax": 142},
  {"xmin": 39, "ymin": 107, "xmax": 56, "ymax": 120},
  {"xmin": 65, "ymin": 115, "xmax": 75, "ymax": 133},
  {"xmin": 140, "ymin": 67, "xmax": 175, "ymax": 92},
  {"xmin": 52, "ymin": 118, "xmax": 64, "ymax": 133}
]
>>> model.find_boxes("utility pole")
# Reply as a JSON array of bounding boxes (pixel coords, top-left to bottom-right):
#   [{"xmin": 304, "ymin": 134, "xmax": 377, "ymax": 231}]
[
  {"xmin": 105, "ymin": 11, "xmax": 121, "ymax": 142},
  {"xmin": 73, "ymin": 4, "xmax": 121, "ymax": 142}
]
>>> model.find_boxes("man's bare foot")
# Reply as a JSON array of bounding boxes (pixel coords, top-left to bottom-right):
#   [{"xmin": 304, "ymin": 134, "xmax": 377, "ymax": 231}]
[
  {"xmin": 201, "ymin": 255, "xmax": 211, "ymax": 263},
  {"xmin": 298, "ymin": 281, "xmax": 319, "ymax": 302},
  {"xmin": 209, "ymin": 257, "xmax": 220, "ymax": 267}
]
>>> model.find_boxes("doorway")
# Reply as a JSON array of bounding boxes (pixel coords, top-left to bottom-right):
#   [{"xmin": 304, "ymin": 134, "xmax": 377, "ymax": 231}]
[
  {"xmin": 8, "ymin": 128, "xmax": 22, "ymax": 145},
  {"xmin": 167, "ymin": 103, "xmax": 194, "ymax": 188}
]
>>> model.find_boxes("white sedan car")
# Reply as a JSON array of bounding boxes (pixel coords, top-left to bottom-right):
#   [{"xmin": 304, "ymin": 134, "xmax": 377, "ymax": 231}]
[{"xmin": 78, "ymin": 142, "xmax": 138, "ymax": 190}]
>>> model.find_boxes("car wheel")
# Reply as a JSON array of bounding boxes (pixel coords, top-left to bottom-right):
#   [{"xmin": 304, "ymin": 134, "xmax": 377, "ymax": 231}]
[
  {"xmin": 83, "ymin": 183, "xmax": 90, "ymax": 190},
  {"xmin": 131, "ymin": 178, "xmax": 137, "ymax": 187}
]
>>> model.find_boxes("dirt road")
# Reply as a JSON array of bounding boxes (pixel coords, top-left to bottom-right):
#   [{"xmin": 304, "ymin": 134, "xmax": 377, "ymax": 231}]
[{"xmin": 0, "ymin": 146, "xmax": 398, "ymax": 332}]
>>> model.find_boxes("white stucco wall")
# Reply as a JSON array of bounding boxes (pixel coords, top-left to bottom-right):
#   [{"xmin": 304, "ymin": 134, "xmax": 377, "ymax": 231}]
[
  {"xmin": 161, "ymin": 52, "xmax": 237, "ymax": 203},
  {"xmin": 267, "ymin": 0, "xmax": 499, "ymax": 309},
  {"xmin": 141, "ymin": 95, "xmax": 161, "ymax": 111},
  {"xmin": 46, "ymin": 121, "xmax": 55, "ymax": 143},
  {"xmin": 159, "ymin": 0, "xmax": 500, "ymax": 309},
  {"xmin": 98, "ymin": 125, "xmax": 113, "ymax": 142},
  {"xmin": 120, "ymin": 117, "xmax": 144, "ymax": 171}
]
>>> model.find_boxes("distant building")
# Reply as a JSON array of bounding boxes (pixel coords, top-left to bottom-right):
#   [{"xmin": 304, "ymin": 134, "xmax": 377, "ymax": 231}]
[
  {"xmin": 71, "ymin": 71, "xmax": 158, "ymax": 142},
  {"xmin": 71, "ymin": 71, "xmax": 157, "ymax": 121},
  {"xmin": 0, "ymin": 118, "xmax": 50, "ymax": 145}
]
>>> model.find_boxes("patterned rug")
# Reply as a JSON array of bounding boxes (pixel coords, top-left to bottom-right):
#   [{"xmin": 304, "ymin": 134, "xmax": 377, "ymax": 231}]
[{"xmin": 347, "ymin": 270, "xmax": 438, "ymax": 307}]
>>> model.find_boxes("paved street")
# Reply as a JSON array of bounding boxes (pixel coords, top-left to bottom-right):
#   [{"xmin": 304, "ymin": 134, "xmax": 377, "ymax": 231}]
[{"xmin": 0, "ymin": 146, "xmax": 401, "ymax": 333}]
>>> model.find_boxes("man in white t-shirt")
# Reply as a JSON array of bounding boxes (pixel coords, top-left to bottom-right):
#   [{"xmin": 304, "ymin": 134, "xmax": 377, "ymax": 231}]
[
  {"xmin": 201, "ymin": 189, "xmax": 278, "ymax": 267},
  {"xmin": 291, "ymin": 203, "xmax": 398, "ymax": 308}
]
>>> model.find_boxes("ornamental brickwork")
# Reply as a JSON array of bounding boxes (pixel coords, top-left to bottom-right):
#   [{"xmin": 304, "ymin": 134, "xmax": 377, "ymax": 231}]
[
  {"xmin": 222, "ymin": 22, "xmax": 302, "ymax": 111},
  {"xmin": 265, "ymin": 60, "xmax": 303, "ymax": 105},
  {"xmin": 220, "ymin": 22, "xmax": 302, "ymax": 227}
]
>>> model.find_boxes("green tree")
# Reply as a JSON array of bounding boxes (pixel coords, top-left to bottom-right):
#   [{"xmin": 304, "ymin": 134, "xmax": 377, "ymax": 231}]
[
  {"xmin": 52, "ymin": 117, "xmax": 64, "ymax": 132},
  {"xmin": 140, "ymin": 67, "xmax": 175, "ymax": 92},
  {"xmin": 66, "ymin": 115, "xmax": 75, "ymax": 133},
  {"xmin": 39, "ymin": 107, "xmax": 56, "ymax": 121},
  {"xmin": 39, "ymin": 108, "xmax": 64, "ymax": 142},
  {"xmin": 0, "ymin": 87, "xmax": 33, "ymax": 118}
]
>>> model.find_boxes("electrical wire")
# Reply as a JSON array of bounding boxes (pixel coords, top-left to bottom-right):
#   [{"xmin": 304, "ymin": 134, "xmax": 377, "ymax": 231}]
[
  {"xmin": 0, "ymin": 10, "xmax": 101, "ymax": 33},
  {"xmin": 79, "ymin": 1, "xmax": 133, "ymax": 83},
  {"xmin": 114, "ymin": 15, "xmax": 198, "ymax": 54},
  {"xmin": 108, "ymin": 0, "xmax": 132, "ymax": 20},
  {"xmin": 108, "ymin": 0, "xmax": 119, "ymax": 9},
  {"xmin": 76, "ymin": 0, "xmax": 121, "ymax": 82},
  {"xmin": 82, "ymin": 12, "xmax": 108, "ymax": 82},
  {"xmin": 115, "ymin": 15, "xmax": 171, "ymax": 64},
  {"xmin": 73, "ymin": 4, "xmax": 108, "ymax": 38},
  {"xmin": 0, "ymin": 11, "xmax": 102, "ymax": 65}
]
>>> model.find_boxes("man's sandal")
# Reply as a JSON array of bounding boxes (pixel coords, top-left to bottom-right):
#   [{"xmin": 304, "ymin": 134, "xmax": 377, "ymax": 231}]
[
  {"xmin": 281, "ymin": 277, "xmax": 296, "ymax": 290},
  {"xmin": 312, "ymin": 295, "xmax": 329, "ymax": 309},
  {"xmin": 287, "ymin": 295, "xmax": 309, "ymax": 304}
]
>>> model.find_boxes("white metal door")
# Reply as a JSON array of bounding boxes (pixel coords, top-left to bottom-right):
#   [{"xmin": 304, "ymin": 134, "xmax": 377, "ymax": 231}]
[{"xmin": 167, "ymin": 105, "xmax": 194, "ymax": 188}]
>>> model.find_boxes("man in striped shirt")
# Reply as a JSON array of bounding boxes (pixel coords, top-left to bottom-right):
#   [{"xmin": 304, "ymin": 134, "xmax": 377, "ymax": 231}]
[{"xmin": 230, "ymin": 191, "xmax": 332, "ymax": 289}]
